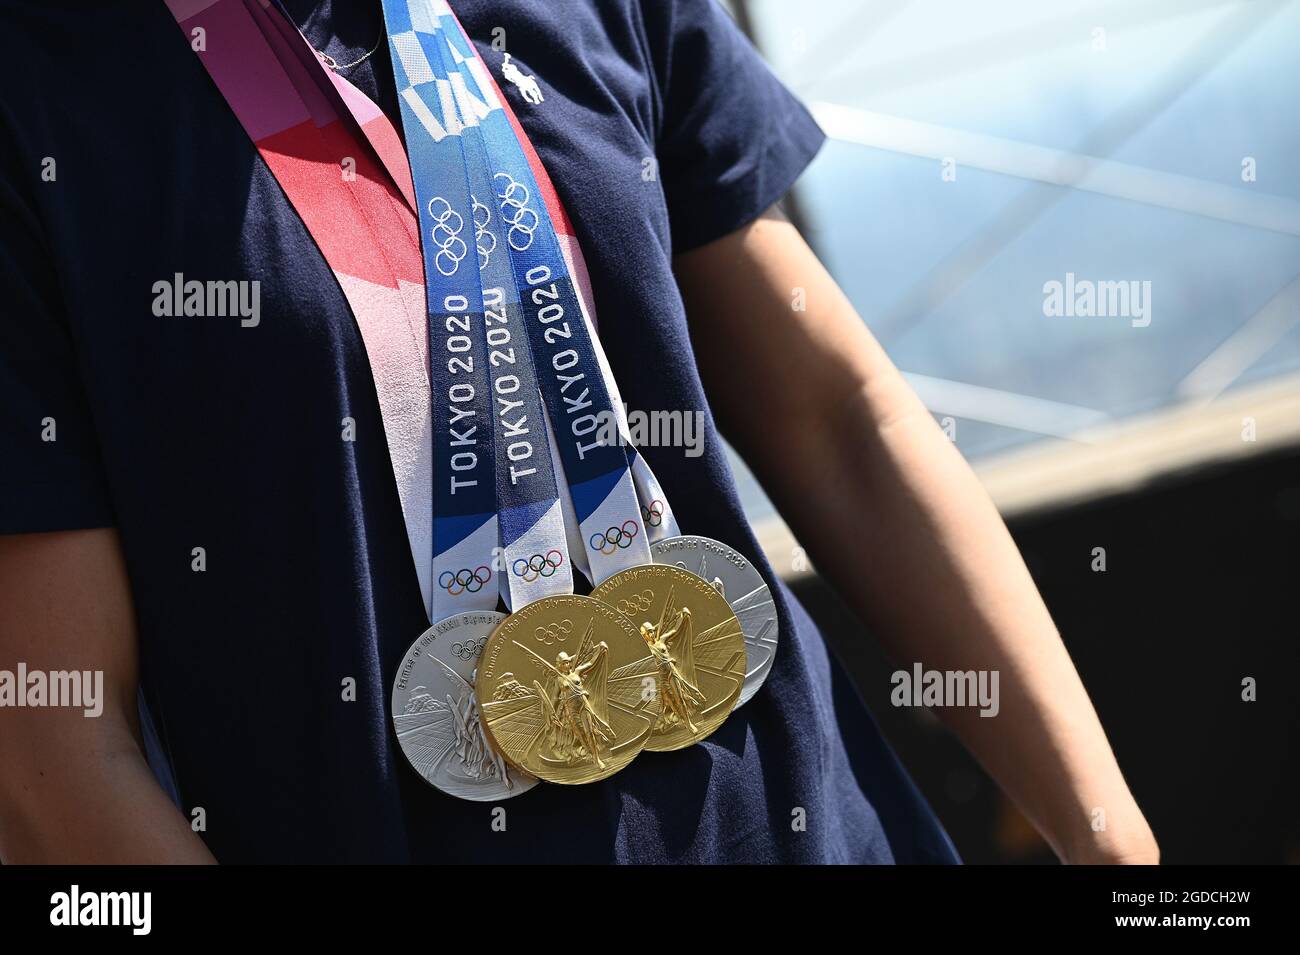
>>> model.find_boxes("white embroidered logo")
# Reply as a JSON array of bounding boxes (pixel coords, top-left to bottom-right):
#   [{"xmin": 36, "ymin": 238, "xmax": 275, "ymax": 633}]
[
  {"xmin": 428, "ymin": 196, "xmax": 468, "ymax": 276},
  {"xmin": 501, "ymin": 53, "xmax": 544, "ymax": 104}
]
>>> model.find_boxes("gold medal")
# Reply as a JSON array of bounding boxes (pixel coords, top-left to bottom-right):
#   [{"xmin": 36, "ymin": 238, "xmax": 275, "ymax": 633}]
[
  {"xmin": 475, "ymin": 595, "xmax": 662, "ymax": 785},
  {"xmin": 590, "ymin": 564, "xmax": 746, "ymax": 752}
]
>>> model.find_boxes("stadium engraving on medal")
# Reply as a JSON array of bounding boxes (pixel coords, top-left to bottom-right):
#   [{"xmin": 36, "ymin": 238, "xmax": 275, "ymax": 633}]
[
  {"xmin": 392, "ymin": 611, "xmax": 538, "ymax": 802},
  {"xmin": 590, "ymin": 564, "xmax": 746, "ymax": 752},
  {"xmin": 651, "ymin": 535, "xmax": 778, "ymax": 707},
  {"xmin": 475, "ymin": 595, "xmax": 662, "ymax": 785}
]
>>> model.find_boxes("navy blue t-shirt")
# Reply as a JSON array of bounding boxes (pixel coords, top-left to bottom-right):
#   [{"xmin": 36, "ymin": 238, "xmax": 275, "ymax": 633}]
[{"xmin": 0, "ymin": 0, "xmax": 957, "ymax": 863}]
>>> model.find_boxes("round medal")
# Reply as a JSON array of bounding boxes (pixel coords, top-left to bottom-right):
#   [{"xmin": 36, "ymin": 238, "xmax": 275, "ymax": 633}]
[
  {"xmin": 651, "ymin": 535, "xmax": 778, "ymax": 707},
  {"xmin": 590, "ymin": 564, "xmax": 746, "ymax": 752},
  {"xmin": 475, "ymin": 595, "xmax": 661, "ymax": 785},
  {"xmin": 392, "ymin": 611, "xmax": 538, "ymax": 802}
]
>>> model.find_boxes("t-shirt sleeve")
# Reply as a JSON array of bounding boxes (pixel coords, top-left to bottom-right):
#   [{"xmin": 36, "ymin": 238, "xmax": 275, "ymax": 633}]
[
  {"xmin": 0, "ymin": 120, "xmax": 115, "ymax": 535},
  {"xmin": 647, "ymin": 0, "xmax": 825, "ymax": 253}
]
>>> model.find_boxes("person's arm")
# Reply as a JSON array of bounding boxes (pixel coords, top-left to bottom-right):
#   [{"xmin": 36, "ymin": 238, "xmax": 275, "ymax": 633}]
[
  {"xmin": 0, "ymin": 528, "xmax": 216, "ymax": 863},
  {"xmin": 676, "ymin": 209, "xmax": 1158, "ymax": 864}
]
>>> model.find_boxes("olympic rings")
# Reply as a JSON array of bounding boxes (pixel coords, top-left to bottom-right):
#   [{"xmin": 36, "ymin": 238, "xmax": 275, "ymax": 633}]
[
  {"xmin": 534, "ymin": 619, "xmax": 573, "ymax": 646},
  {"xmin": 438, "ymin": 565, "xmax": 492, "ymax": 595},
  {"xmin": 427, "ymin": 196, "xmax": 468, "ymax": 276},
  {"xmin": 641, "ymin": 499, "xmax": 664, "ymax": 528},
  {"xmin": 614, "ymin": 589, "xmax": 654, "ymax": 617},
  {"xmin": 450, "ymin": 637, "xmax": 486, "ymax": 661},
  {"xmin": 470, "ymin": 194, "xmax": 496, "ymax": 269},
  {"xmin": 493, "ymin": 172, "xmax": 539, "ymax": 251},
  {"xmin": 589, "ymin": 520, "xmax": 640, "ymax": 555},
  {"xmin": 511, "ymin": 549, "xmax": 564, "ymax": 582}
]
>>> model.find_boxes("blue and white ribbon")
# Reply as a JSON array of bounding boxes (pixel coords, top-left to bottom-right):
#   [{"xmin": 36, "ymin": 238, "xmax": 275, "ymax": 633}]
[
  {"xmin": 383, "ymin": 0, "xmax": 499, "ymax": 619},
  {"xmin": 382, "ymin": 0, "xmax": 682, "ymax": 597},
  {"xmin": 420, "ymin": 8, "xmax": 575, "ymax": 610}
]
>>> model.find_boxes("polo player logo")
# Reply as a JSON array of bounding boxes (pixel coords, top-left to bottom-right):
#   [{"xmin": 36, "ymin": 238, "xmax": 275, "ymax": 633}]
[{"xmin": 501, "ymin": 53, "xmax": 544, "ymax": 104}]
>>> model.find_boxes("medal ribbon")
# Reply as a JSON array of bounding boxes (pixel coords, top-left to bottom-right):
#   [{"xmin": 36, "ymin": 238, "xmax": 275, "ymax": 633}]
[
  {"xmin": 164, "ymin": 0, "xmax": 681, "ymax": 609},
  {"xmin": 163, "ymin": 0, "xmax": 446, "ymax": 615},
  {"xmin": 431, "ymin": 7, "xmax": 683, "ymax": 550},
  {"xmin": 424, "ymin": 11, "xmax": 684, "ymax": 550},
  {"xmin": 375, "ymin": 3, "xmax": 506, "ymax": 621},
  {"xmin": 386, "ymin": 1, "xmax": 574, "ymax": 610},
  {"xmin": 385, "ymin": 0, "xmax": 680, "ymax": 585}
]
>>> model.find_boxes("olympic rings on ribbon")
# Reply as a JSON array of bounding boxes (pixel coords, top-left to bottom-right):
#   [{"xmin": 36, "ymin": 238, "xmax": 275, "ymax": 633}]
[
  {"xmin": 470, "ymin": 194, "xmax": 496, "ymax": 269},
  {"xmin": 438, "ymin": 565, "xmax": 492, "ymax": 595},
  {"xmin": 493, "ymin": 172, "xmax": 539, "ymax": 251},
  {"xmin": 589, "ymin": 520, "xmax": 640, "ymax": 555},
  {"xmin": 427, "ymin": 196, "xmax": 468, "ymax": 276},
  {"xmin": 641, "ymin": 499, "xmax": 664, "ymax": 528},
  {"xmin": 511, "ymin": 549, "xmax": 564, "ymax": 582}
]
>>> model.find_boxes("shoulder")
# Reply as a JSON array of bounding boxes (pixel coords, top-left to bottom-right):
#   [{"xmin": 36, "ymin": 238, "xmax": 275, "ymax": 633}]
[{"xmin": 455, "ymin": 0, "xmax": 721, "ymax": 72}]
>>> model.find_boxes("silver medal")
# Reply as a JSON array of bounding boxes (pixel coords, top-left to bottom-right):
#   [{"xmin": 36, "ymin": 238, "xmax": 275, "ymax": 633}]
[
  {"xmin": 650, "ymin": 535, "xmax": 778, "ymax": 707},
  {"xmin": 392, "ymin": 611, "xmax": 538, "ymax": 802}
]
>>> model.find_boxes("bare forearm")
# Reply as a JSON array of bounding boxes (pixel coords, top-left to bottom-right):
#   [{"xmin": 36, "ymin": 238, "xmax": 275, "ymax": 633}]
[
  {"xmin": 765, "ymin": 373, "xmax": 1154, "ymax": 861},
  {"xmin": 0, "ymin": 529, "xmax": 216, "ymax": 864},
  {"xmin": 678, "ymin": 210, "xmax": 1154, "ymax": 862},
  {"xmin": 0, "ymin": 720, "xmax": 215, "ymax": 864}
]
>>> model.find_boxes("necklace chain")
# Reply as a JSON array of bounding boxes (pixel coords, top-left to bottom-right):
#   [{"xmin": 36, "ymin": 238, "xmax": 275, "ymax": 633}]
[
  {"xmin": 273, "ymin": 0, "xmax": 382, "ymax": 72},
  {"xmin": 316, "ymin": 30, "xmax": 383, "ymax": 71}
]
